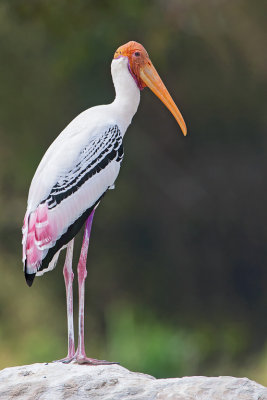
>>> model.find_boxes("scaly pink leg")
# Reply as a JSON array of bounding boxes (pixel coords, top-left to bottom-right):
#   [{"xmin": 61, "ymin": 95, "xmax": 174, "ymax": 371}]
[
  {"xmin": 54, "ymin": 239, "xmax": 75, "ymax": 363},
  {"xmin": 75, "ymin": 210, "xmax": 117, "ymax": 365}
]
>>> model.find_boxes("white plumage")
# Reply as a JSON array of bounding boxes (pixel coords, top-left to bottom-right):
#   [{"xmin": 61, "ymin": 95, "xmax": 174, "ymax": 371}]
[
  {"xmin": 22, "ymin": 41, "xmax": 186, "ymax": 364},
  {"xmin": 23, "ymin": 57, "xmax": 140, "ymax": 277}
]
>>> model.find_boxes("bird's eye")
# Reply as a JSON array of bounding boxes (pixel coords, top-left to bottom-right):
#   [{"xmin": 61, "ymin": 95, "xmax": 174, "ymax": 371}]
[{"xmin": 134, "ymin": 52, "xmax": 141, "ymax": 57}]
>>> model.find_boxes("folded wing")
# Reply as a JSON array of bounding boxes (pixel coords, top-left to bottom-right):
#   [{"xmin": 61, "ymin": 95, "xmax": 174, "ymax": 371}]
[{"xmin": 23, "ymin": 125, "xmax": 123, "ymax": 280}]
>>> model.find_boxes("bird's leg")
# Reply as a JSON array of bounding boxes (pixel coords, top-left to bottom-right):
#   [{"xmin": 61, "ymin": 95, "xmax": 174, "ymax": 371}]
[
  {"xmin": 54, "ymin": 239, "xmax": 75, "ymax": 363},
  {"xmin": 75, "ymin": 210, "xmax": 117, "ymax": 365},
  {"xmin": 63, "ymin": 239, "xmax": 75, "ymax": 361}
]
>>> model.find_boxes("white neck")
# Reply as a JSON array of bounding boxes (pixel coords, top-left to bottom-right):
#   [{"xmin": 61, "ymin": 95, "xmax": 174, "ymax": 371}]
[{"xmin": 110, "ymin": 57, "xmax": 140, "ymax": 133}]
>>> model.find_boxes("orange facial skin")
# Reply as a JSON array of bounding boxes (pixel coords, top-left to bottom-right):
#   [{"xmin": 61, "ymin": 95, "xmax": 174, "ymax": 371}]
[
  {"xmin": 114, "ymin": 41, "xmax": 149, "ymax": 90},
  {"xmin": 114, "ymin": 41, "xmax": 187, "ymax": 136}
]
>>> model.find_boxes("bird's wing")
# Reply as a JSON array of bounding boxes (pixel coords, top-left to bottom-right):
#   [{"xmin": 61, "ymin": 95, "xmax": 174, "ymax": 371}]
[
  {"xmin": 27, "ymin": 105, "xmax": 113, "ymax": 212},
  {"xmin": 23, "ymin": 124, "xmax": 124, "ymax": 276}
]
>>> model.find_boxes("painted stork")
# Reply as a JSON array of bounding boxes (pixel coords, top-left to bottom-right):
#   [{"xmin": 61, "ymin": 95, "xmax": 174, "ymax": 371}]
[{"xmin": 22, "ymin": 41, "xmax": 187, "ymax": 364}]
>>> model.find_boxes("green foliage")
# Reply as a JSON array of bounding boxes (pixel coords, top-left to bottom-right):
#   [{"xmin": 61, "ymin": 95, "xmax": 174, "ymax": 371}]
[
  {"xmin": 104, "ymin": 303, "xmax": 253, "ymax": 378},
  {"xmin": 105, "ymin": 303, "xmax": 200, "ymax": 378}
]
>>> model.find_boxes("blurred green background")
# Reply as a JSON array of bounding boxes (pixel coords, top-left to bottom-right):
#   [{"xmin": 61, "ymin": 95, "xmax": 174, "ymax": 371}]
[{"xmin": 0, "ymin": 0, "xmax": 266, "ymax": 384}]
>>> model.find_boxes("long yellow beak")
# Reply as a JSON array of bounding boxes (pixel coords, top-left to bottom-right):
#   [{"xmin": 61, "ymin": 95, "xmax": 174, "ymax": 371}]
[{"xmin": 140, "ymin": 62, "xmax": 187, "ymax": 136}]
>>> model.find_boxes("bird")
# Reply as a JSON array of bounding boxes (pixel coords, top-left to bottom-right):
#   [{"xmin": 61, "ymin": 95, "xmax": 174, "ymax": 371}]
[{"xmin": 22, "ymin": 41, "xmax": 187, "ymax": 364}]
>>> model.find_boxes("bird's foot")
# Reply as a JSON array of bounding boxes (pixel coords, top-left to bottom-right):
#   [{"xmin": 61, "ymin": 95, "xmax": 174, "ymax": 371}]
[
  {"xmin": 74, "ymin": 355, "xmax": 119, "ymax": 365},
  {"xmin": 52, "ymin": 355, "xmax": 75, "ymax": 364},
  {"xmin": 72, "ymin": 350, "xmax": 119, "ymax": 365},
  {"xmin": 53, "ymin": 351, "xmax": 119, "ymax": 365}
]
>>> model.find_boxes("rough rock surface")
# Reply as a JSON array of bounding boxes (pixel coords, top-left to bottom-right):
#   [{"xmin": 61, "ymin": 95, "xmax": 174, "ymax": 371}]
[{"xmin": 0, "ymin": 362, "xmax": 266, "ymax": 400}]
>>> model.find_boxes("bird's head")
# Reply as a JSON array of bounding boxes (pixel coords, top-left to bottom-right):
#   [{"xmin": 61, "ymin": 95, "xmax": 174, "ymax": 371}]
[{"xmin": 114, "ymin": 41, "xmax": 187, "ymax": 136}]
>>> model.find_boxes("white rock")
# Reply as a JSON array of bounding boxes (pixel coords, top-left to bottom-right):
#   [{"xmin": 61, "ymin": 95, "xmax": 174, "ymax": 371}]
[{"xmin": 0, "ymin": 362, "xmax": 266, "ymax": 400}]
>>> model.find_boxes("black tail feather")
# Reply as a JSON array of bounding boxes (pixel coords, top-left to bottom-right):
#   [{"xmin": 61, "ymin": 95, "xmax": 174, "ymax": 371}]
[{"xmin": 25, "ymin": 271, "xmax": 36, "ymax": 287}]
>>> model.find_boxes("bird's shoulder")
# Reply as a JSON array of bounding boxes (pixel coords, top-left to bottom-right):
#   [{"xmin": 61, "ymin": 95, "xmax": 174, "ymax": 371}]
[{"xmin": 27, "ymin": 106, "xmax": 122, "ymax": 212}]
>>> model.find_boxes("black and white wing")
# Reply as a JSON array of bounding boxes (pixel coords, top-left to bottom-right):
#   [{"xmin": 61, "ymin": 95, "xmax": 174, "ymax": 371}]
[{"xmin": 23, "ymin": 124, "xmax": 124, "ymax": 278}]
